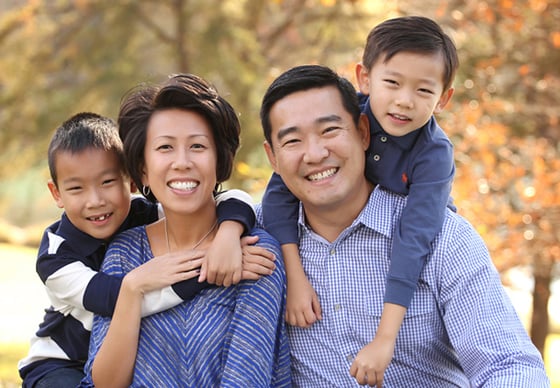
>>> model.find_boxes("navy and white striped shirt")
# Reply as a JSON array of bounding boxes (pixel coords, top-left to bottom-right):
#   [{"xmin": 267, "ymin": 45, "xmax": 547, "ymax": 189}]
[
  {"xmin": 81, "ymin": 226, "xmax": 291, "ymax": 387},
  {"xmin": 258, "ymin": 187, "xmax": 549, "ymax": 387}
]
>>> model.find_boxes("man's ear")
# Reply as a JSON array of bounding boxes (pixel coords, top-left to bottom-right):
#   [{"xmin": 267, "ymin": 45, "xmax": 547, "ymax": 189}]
[
  {"xmin": 358, "ymin": 113, "xmax": 370, "ymax": 150},
  {"xmin": 263, "ymin": 141, "xmax": 278, "ymax": 172},
  {"xmin": 130, "ymin": 180, "xmax": 138, "ymax": 193},
  {"xmin": 47, "ymin": 180, "xmax": 64, "ymax": 209},
  {"xmin": 355, "ymin": 63, "xmax": 370, "ymax": 95},
  {"xmin": 434, "ymin": 87, "xmax": 454, "ymax": 114}
]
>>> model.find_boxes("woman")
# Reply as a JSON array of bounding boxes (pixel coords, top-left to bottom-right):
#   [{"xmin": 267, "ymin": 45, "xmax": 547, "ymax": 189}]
[{"xmin": 81, "ymin": 74, "xmax": 290, "ymax": 387}]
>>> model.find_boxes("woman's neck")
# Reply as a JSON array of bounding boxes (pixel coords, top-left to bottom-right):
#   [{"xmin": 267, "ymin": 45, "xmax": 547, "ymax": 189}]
[{"xmin": 163, "ymin": 208, "xmax": 218, "ymax": 252}]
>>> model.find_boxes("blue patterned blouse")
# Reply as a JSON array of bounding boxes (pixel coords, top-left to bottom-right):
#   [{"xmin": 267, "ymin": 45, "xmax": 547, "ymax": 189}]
[{"xmin": 80, "ymin": 226, "xmax": 291, "ymax": 387}]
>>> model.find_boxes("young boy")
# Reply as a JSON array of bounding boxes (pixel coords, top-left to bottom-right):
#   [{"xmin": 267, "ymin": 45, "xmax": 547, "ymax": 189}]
[
  {"xmin": 262, "ymin": 16, "xmax": 458, "ymax": 384},
  {"xmin": 18, "ymin": 112, "xmax": 256, "ymax": 388}
]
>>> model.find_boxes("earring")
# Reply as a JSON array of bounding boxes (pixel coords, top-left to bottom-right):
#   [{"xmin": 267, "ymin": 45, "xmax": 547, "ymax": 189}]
[{"xmin": 142, "ymin": 185, "xmax": 151, "ymax": 196}]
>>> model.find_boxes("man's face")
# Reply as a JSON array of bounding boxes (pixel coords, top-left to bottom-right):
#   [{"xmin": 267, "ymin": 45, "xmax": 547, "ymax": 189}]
[{"xmin": 264, "ymin": 86, "xmax": 370, "ymax": 215}]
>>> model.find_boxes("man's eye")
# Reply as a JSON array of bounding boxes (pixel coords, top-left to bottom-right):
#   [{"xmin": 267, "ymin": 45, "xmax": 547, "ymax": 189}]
[
  {"xmin": 324, "ymin": 126, "xmax": 340, "ymax": 134},
  {"xmin": 281, "ymin": 138, "xmax": 300, "ymax": 147}
]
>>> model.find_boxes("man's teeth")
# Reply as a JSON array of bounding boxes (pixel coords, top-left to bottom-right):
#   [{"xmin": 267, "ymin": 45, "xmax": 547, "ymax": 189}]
[
  {"xmin": 169, "ymin": 181, "xmax": 198, "ymax": 190},
  {"xmin": 308, "ymin": 168, "xmax": 336, "ymax": 181}
]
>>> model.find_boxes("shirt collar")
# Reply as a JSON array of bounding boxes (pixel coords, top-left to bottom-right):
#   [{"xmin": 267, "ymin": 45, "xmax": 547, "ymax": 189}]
[{"xmin": 297, "ymin": 186, "xmax": 399, "ymax": 240}]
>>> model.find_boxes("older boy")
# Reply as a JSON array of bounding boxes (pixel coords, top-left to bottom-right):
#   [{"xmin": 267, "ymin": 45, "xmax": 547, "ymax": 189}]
[{"xmin": 18, "ymin": 112, "xmax": 258, "ymax": 387}]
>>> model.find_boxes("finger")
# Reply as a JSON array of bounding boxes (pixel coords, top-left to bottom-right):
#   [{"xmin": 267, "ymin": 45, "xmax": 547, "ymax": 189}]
[
  {"xmin": 242, "ymin": 270, "xmax": 260, "ymax": 281},
  {"xmin": 198, "ymin": 259, "xmax": 208, "ymax": 282},
  {"xmin": 232, "ymin": 269, "xmax": 242, "ymax": 285},
  {"xmin": 241, "ymin": 235, "xmax": 259, "ymax": 246},
  {"xmin": 181, "ymin": 268, "xmax": 201, "ymax": 281},
  {"xmin": 312, "ymin": 294, "xmax": 322, "ymax": 320},
  {"xmin": 303, "ymin": 306, "xmax": 317, "ymax": 326}
]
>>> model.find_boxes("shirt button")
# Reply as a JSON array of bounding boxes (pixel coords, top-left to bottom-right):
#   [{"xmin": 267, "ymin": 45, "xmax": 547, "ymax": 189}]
[
  {"xmin": 334, "ymin": 304, "xmax": 342, "ymax": 311},
  {"xmin": 373, "ymin": 154, "xmax": 380, "ymax": 161},
  {"xmin": 330, "ymin": 248, "xmax": 336, "ymax": 255},
  {"xmin": 347, "ymin": 354, "xmax": 353, "ymax": 363},
  {"xmin": 380, "ymin": 136, "xmax": 387, "ymax": 142}
]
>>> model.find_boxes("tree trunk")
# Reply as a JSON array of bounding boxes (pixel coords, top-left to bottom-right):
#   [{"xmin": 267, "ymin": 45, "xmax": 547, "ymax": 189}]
[{"xmin": 530, "ymin": 263, "xmax": 552, "ymax": 359}]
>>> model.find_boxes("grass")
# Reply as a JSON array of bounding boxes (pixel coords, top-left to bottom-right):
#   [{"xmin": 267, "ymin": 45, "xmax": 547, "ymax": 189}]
[{"xmin": 0, "ymin": 243, "xmax": 558, "ymax": 386}]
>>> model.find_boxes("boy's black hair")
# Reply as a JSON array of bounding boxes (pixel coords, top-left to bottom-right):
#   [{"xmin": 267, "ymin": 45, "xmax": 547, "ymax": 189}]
[
  {"xmin": 362, "ymin": 16, "xmax": 459, "ymax": 92},
  {"xmin": 47, "ymin": 112, "xmax": 124, "ymax": 187},
  {"xmin": 260, "ymin": 64, "xmax": 360, "ymax": 146}
]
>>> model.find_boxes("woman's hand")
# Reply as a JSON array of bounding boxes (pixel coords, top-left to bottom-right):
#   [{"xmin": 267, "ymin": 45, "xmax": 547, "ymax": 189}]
[{"xmin": 126, "ymin": 250, "xmax": 204, "ymax": 294}]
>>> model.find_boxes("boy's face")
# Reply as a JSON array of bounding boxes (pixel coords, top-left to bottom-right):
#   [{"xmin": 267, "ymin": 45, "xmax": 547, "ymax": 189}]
[
  {"xmin": 356, "ymin": 51, "xmax": 454, "ymax": 137},
  {"xmin": 264, "ymin": 86, "xmax": 371, "ymax": 216},
  {"xmin": 48, "ymin": 148, "xmax": 133, "ymax": 241}
]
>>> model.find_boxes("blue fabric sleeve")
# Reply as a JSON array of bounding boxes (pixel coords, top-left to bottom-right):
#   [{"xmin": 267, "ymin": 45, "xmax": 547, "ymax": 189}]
[
  {"xmin": 216, "ymin": 197, "xmax": 255, "ymax": 234},
  {"xmin": 384, "ymin": 142, "xmax": 455, "ymax": 308},
  {"xmin": 171, "ymin": 279, "xmax": 211, "ymax": 300},
  {"xmin": 83, "ymin": 272, "xmax": 123, "ymax": 317},
  {"xmin": 262, "ymin": 172, "xmax": 299, "ymax": 245}
]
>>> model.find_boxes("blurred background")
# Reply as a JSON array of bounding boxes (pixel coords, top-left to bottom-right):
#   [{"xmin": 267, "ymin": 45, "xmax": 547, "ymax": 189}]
[{"xmin": 0, "ymin": 0, "xmax": 558, "ymax": 386}]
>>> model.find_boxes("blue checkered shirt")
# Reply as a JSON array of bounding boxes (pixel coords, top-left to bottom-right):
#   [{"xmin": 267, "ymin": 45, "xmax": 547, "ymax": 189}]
[{"xmin": 258, "ymin": 187, "xmax": 549, "ymax": 387}]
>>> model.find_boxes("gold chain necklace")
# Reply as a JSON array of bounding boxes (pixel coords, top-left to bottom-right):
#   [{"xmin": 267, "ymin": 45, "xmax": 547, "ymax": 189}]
[{"xmin": 164, "ymin": 217, "xmax": 218, "ymax": 253}]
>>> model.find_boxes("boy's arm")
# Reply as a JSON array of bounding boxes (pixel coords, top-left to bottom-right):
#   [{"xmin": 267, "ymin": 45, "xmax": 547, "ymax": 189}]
[
  {"xmin": 199, "ymin": 189, "xmax": 255, "ymax": 286},
  {"xmin": 283, "ymin": 243, "xmax": 322, "ymax": 327},
  {"xmin": 261, "ymin": 175, "xmax": 322, "ymax": 326},
  {"xmin": 384, "ymin": 140, "xmax": 455, "ymax": 308},
  {"xmin": 350, "ymin": 303, "xmax": 406, "ymax": 387}
]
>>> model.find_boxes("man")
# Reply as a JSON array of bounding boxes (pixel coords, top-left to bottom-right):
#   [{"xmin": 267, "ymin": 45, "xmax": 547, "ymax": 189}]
[{"xmin": 258, "ymin": 64, "xmax": 549, "ymax": 387}]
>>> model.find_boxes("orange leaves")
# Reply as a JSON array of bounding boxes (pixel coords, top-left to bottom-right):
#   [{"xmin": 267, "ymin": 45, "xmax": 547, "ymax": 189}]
[{"xmin": 551, "ymin": 31, "xmax": 560, "ymax": 48}]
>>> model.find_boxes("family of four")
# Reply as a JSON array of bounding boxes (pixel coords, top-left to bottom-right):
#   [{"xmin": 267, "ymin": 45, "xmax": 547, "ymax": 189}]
[{"xmin": 19, "ymin": 16, "xmax": 549, "ymax": 387}]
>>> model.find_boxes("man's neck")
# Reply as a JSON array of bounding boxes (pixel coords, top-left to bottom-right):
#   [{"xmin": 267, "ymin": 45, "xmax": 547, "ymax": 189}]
[{"xmin": 303, "ymin": 181, "xmax": 374, "ymax": 243}]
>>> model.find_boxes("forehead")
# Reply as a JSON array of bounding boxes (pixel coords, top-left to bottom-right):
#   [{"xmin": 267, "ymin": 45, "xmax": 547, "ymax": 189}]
[
  {"xmin": 55, "ymin": 148, "xmax": 121, "ymax": 182},
  {"xmin": 269, "ymin": 86, "xmax": 348, "ymax": 137},
  {"xmin": 147, "ymin": 108, "xmax": 211, "ymax": 137},
  {"xmin": 379, "ymin": 51, "xmax": 446, "ymax": 84}
]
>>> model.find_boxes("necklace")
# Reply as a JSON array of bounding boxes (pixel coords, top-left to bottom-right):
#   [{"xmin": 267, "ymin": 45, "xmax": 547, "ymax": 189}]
[{"xmin": 164, "ymin": 217, "xmax": 218, "ymax": 253}]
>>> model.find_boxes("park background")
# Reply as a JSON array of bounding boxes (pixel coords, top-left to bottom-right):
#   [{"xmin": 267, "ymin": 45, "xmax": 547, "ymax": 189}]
[{"xmin": 0, "ymin": 0, "xmax": 558, "ymax": 386}]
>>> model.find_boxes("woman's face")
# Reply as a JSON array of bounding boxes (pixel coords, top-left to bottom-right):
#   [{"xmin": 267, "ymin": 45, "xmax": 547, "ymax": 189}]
[{"xmin": 142, "ymin": 108, "xmax": 217, "ymax": 217}]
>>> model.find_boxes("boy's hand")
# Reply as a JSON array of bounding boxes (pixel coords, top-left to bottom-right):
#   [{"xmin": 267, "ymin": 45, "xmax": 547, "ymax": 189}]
[
  {"xmin": 349, "ymin": 335, "xmax": 395, "ymax": 388},
  {"xmin": 239, "ymin": 235, "xmax": 276, "ymax": 280},
  {"xmin": 285, "ymin": 269, "xmax": 322, "ymax": 327},
  {"xmin": 199, "ymin": 221, "xmax": 243, "ymax": 287}
]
